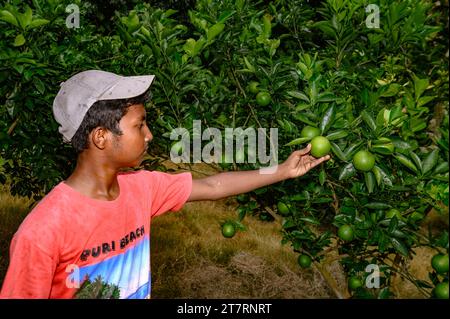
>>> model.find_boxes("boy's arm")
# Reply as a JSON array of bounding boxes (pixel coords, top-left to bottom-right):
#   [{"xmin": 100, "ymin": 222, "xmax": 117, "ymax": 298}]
[
  {"xmin": 0, "ymin": 236, "xmax": 55, "ymax": 298},
  {"xmin": 188, "ymin": 144, "xmax": 330, "ymax": 201}
]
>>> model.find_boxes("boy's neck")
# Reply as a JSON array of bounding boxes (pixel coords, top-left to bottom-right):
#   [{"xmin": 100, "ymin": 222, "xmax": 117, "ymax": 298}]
[{"xmin": 64, "ymin": 153, "xmax": 121, "ymax": 201}]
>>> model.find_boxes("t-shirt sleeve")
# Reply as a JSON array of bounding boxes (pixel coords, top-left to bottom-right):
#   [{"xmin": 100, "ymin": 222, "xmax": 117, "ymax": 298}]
[
  {"xmin": 145, "ymin": 171, "xmax": 192, "ymax": 217},
  {"xmin": 0, "ymin": 234, "xmax": 56, "ymax": 298}
]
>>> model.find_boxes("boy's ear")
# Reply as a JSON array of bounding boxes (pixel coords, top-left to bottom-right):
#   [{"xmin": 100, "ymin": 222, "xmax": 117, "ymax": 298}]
[{"xmin": 90, "ymin": 127, "xmax": 109, "ymax": 150}]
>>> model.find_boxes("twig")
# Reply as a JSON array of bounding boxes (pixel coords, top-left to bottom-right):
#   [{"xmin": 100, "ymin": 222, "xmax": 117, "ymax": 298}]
[
  {"xmin": 7, "ymin": 117, "xmax": 19, "ymax": 135},
  {"xmin": 327, "ymin": 180, "xmax": 357, "ymax": 201},
  {"xmin": 327, "ymin": 181, "xmax": 340, "ymax": 214},
  {"xmin": 384, "ymin": 256, "xmax": 431, "ymax": 298},
  {"xmin": 263, "ymin": 205, "xmax": 282, "ymax": 225},
  {"xmin": 313, "ymin": 261, "xmax": 350, "ymax": 299}
]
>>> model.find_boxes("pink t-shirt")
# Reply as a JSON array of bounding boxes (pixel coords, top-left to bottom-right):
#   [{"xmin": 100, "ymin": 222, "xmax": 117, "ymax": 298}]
[{"xmin": 0, "ymin": 170, "xmax": 192, "ymax": 299}]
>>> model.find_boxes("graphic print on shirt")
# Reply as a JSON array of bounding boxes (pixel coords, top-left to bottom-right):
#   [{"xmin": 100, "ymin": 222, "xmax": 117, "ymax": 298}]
[{"xmin": 67, "ymin": 232, "xmax": 151, "ymax": 299}]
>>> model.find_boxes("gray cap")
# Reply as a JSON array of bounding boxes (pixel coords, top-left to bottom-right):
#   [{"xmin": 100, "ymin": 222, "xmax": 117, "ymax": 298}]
[{"xmin": 53, "ymin": 70, "xmax": 155, "ymax": 143}]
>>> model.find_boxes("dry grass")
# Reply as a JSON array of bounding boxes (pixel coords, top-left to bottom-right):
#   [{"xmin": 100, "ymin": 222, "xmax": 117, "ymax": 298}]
[
  {"xmin": 150, "ymin": 199, "xmax": 337, "ymax": 298},
  {"xmin": 0, "ymin": 185, "xmax": 34, "ymax": 288}
]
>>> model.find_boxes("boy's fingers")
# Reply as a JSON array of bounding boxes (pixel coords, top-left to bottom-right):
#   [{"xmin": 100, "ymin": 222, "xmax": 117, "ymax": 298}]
[
  {"xmin": 297, "ymin": 144, "xmax": 311, "ymax": 155},
  {"xmin": 311, "ymin": 155, "xmax": 331, "ymax": 167}
]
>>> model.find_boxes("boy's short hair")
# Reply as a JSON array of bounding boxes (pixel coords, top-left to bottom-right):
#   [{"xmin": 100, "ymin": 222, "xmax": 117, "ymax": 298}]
[
  {"xmin": 53, "ymin": 70, "xmax": 155, "ymax": 143},
  {"xmin": 71, "ymin": 90, "xmax": 152, "ymax": 153}
]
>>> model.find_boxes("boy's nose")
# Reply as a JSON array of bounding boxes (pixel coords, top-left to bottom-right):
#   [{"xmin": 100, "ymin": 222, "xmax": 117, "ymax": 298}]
[{"xmin": 145, "ymin": 128, "xmax": 153, "ymax": 143}]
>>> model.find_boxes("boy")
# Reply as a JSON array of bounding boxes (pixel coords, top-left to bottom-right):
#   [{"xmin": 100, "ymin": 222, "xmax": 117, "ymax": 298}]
[{"xmin": 0, "ymin": 70, "xmax": 330, "ymax": 299}]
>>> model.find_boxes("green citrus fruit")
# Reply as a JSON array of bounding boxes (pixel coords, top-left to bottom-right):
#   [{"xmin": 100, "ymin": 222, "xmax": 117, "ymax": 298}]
[
  {"xmin": 348, "ymin": 276, "xmax": 363, "ymax": 291},
  {"xmin": 338, "ymin": 224, "xmax": 354, "ymax": 241},
  {"xmin": 434, "ymin": 282, "xmax": 449, "ymax": 299},
  {"xmin": 300, "ymin": 126, "xmax": 321, "ymax": 139},
  {"xmin": 256, "ymin": 91, "xmax": 272, "ymax": 106},
  {"xmin": 431, "ymin": 254, "xmax": 449, "ymax": 274},
  {"xmin": 222, "ymin": 222, "xmax": 236, "ymax": 238},
  {"xmin": 248, "ymin": 81, "xmax": 260, "ymax": 94},
  {"xmin": 298, "ymin": 254, "xmax": 312, "ymax": 268},
  {"xmin": 310, "ymin": 136, "xmax": 331, "ymax": 158},
  {"xmin": 277, "ymin": 202, "xmax": 290, "ymax": 216},
  {"xmin": 353, "ymin": 150, "xmax": 376, "ymax": 172}
]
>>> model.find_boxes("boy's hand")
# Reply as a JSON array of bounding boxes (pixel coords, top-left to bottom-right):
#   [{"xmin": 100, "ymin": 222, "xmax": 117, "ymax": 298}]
[{"xmin": 280, "ymin": 144, "xmax": 330, "ymax": 179}]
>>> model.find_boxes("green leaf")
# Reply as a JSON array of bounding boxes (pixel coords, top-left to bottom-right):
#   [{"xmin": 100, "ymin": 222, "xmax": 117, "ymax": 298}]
[
  {"xmin": 391, "ymin": 138, "xmax": 416, "ymax": 154},
  {"xmin": 319, "ymin": 168, "xmax": 326, "ymax": 186},
  {"xmin": 299, "ymin": 216, "xmax": 320, "ymax": 225},
  {"xmin": 207, "ymin": 23, "xmax": 225, "ymax": 42},
  {"xmin": 330, "ymin": 142, "xmax": 347, "ymax": 162},
  {"xmin": 390, "ymin": 238, "xmax": 409, "ymax": 256},
  {"xmin": 372, "ymin": 165, "xmax": 393, "ymax": 187},
  {"xmin": 313, "ymin": 21, "xmax": 335, "ymax": 37},
  {"xmin": 410, "ymin": 117, "xmax": 427, "ymax": 132},
  {"xmin": 408, "ymin": 151, "xmax": 422, "ymax": 173},
  {"xmin": 0, "ymin": 10, "xmax": 19, "ymax": 27},
  {"xmin": 433, "ymin": 162, "xmax": 449, "ymax": 174},
  {"xmin": 320, "ymin": 104, "xmax": 335, "ymax": 134},
  {"xmin": 379, "ymin": 83, "xmax": 401, "ymax": 97},
  {"xmin": 285, "ymin": 137, "xmax": 310, "ymax": 147},
  {"xmin": 370, "ymin": 142, "xmax": 394, "ymax": 155},
  {"xmin": 317, "ymin": 92, "xmax": 336, "ymax": 103},
  {"xmin": 183, "ymin": 37, "xmax": 205, "ymax": 57},
  {"xmin": 33, "ymin": 78, "xmax": 45, "ymax": 94},
  {"xmin": 389, "ymin": 105, "xmax": 404, "ymax": 122},
  {"xmin": 394, "ymin": 153, "xmax": 418, "ymax": 174},
  {"xmin": 326, "ymin": 130, "xmax": 348, "ymax": 141},
  {"xmin": 292, "ymin": 113, "xmax": 316, "ymax": 126},
  {"xmin": 338, "ymin": 163, "xmax": 356, "ymax": 181},
  {"xmin": 243, "ymin": 57, "xmax": 255, "ymax": 73},
  {"xmin": 295, "ymin": 103, "xmax": 310, "ymax": 112},
  {"xmin": 391, "ymin": 229, "xmax": 407, "ymax": 239},
  {"xmin": 388, "ymin": 216, "xmax": 398, "ymax": 234},
  {"xmin": 422, "ymin": 149, "xmax": 439, "ymax": 175},
  {"xmin": 376, "ymin": 108, "xmax": 390, "ymax": 127},
  {"xmin": 364, "ymin": 202, "xmax": 391, "ymax": 210},
  {"xmin": 17, "ymin": 6, "xmax": 33, "ymax": 29},
  {"xmin": 237, "ymin": 207, "xmax": 246, "ymax": 221},
  {"xmin": 13, "ymin": 33, "xmax": 26, "ymax": 47},
  {"xmin": 372, "ymin": 166, "xmax": 382, "ymax": 186},
  {"xmin": 361, "ymin": 110, "xmax": 377, "ymax": 131},
  {"xmin": 287, "ymin": 91, "xmax": 310, "ymax": 103},
  {"xmin": 413, "ymin": 74, "xmax": 429, "ymax": 100},
  {"xmin": 417, "ymin": 95, "xmax": 435, "ymax": 108},
  {"xmin": 364, "ymin": 172, "xmax": 376, "ymax": 193},
  {"xmin": 344, "ymin": 142, "xmax": 362, "ymax": 161},
  {"xmin": 28, "ymin": 18, "xmax": 49, "ymax": 29},
  {"xmin": 217, "ymin": 10, "xmax": 235, "ymax": 23}
]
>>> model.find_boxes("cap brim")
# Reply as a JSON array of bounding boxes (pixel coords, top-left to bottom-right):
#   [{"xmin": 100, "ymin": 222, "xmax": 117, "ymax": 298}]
[{"xmin": 98, "ymin": 74, "xmax": 155, "ymax": 101}]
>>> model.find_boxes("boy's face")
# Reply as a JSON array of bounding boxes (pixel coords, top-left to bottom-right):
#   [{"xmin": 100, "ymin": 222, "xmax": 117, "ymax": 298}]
[{"xmin": 107, "ymin": 103, "xmax": 153, "ymax": 168}]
